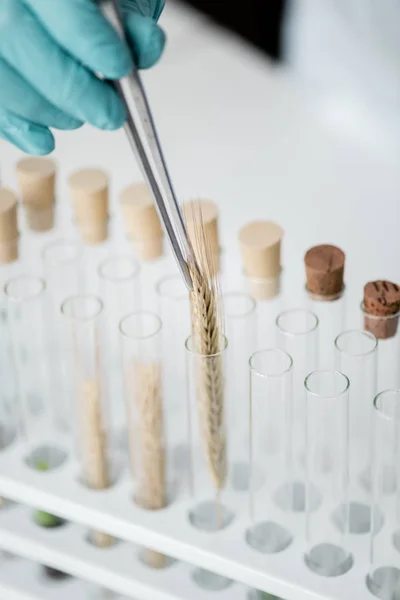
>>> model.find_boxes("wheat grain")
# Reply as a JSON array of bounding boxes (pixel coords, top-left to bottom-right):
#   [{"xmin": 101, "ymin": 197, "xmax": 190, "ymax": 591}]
[
  {"xmin": 186, "ymin": 201, "xmax": 227, "ymax": 493},
  {"xmin": 127, "ymin": 360, "xmax": 168, "ymax": 567},
  {"xmin": 81, "ymin": 379, "xmax": 114, "ymax": 547}
]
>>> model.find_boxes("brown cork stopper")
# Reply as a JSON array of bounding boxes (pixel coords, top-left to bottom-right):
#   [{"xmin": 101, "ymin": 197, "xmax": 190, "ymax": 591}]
[
  {"xmin": 363, "ymin": 280, "xmax": 400, "ymax": 339},
  {"xmin": 16, "ymin": 158, "xmax": 56, "ymax": 208},
  {"xmin": 0, "ymin": 188, "xmax": 19, "ymax": 264},
  {"xmin": 305, "ymin": 244, "xmax": 345, "ymax": 299},
  {"xmin": 120, "ymin": 183, "xmax": 163, "ymax": 261},
  {"xmin": 238, "ymin": 221, "xmax": 283, "ymax": 300},
  {"xmin": 68, "ymin": 169, "xmax": 109, "ymax": 244}
]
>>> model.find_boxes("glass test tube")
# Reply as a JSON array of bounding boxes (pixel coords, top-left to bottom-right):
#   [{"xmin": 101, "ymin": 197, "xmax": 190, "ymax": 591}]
[
  {"xmin": 275, "ymin": 309, "xmax": 319, "ymax": 510},
  {"xmin": 248, "ymin": 272, "xmax": 283, "ymax": 350},
  {"xmin": 362, "ymin": 302, "xmax": 400, "ymax": 391},
  {"xmin": 0, "ymin": 297, "xmax": 17, "ymax": 452},
  {"xmin": 120, "ymin": 311, "xmax": 170, "ymax": 569},
  {"xmin": 368, "ymin": 390, "xmax": 400, "ymax": 600},
  {"xmin": 304, "ymin": 370, "xmax": 353, "ymax": 577},
  {"xmin": 306, "ymin": 287, "xmax": 346, "ymax": 369},
  {"xmin": 155, "ymin": 274, "xmax": 191, "ymax": 486},
  {"xmin": 224, "ymin": 292, "xmax": 257, "ymax": 491},
  {"xmin": 6, "ymin": 276, "xmax": 48, "ymax": 435},
  {"xmin": 98, "ymin": 255, "xmax": 140, "ymax": 445},
  {"xmin": 185, "ymin": 334, "xmax": 233, "ymax": 532},
  {"xmin": 246, "ymin": 349, "xmax": 294, "ymax": 554},
  {"xmin": 61, "ymin": 295, "xmax": 115, "ymax": 548},
  {"xmin": 42, "ymin": 240, "xmax": 84, "ymax": 431},
  {"xmin": 130, "ymin": 237, "xmax": 173, "ymax": 313},
  {"xmin": 335, "ymin": 330, "xmax": 378, "ymax": 533}
]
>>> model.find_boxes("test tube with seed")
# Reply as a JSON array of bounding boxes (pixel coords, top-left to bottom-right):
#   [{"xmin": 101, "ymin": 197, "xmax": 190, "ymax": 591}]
[
  {"xmin": 61, "ymin": 294, "xmax": 115, "ymax": 548},
  {"xmin": 120, "ymin": 310, "xmax": 170, "ymax": 568}
]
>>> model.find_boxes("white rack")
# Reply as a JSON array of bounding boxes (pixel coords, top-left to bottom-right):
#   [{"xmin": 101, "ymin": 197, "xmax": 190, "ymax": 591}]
[
  {"xmin": 0, "ymin": 503, "xmax": 248, "ymax": 600},
  {"xmin": 0, "ymin": 555, "xmax": 112, "ymax": 600},
  {"xmin": 0, "ymin": 440, "xmax": 374, "ymax": 600}
]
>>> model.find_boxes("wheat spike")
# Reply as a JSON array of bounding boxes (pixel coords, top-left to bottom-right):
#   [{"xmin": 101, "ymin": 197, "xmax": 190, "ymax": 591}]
[{"xmin": 187, "ymin": 202, "xmax": 227, "ymax": 492}]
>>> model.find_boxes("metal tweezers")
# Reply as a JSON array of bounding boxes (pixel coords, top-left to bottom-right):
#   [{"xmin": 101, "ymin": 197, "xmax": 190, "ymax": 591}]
[{"xmin": 99, "ymin": 0, "xmax": 194, "ymax": 290}]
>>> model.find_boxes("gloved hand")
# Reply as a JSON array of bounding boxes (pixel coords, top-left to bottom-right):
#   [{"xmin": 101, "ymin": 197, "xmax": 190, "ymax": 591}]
[{"xmin": 0, "ymin": 0, "xmax": 166, "ymax": 155}]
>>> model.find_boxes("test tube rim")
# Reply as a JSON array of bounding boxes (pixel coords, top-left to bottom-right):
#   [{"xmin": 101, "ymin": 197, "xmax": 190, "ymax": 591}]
[
  {"xmin": 275, "ymin": 308, "xmax": 319, "ymax": 337},
  {"xmin": 334, "ymin": 329, "xmax": 378, "ymax": 357},
  {"xmin": 97, "ymin": 254, "xmax": 140, "ymax": 283},
  {"xmin": 4, "ymin": 274, "xmax": 46, "ymax": 302},
  {"xmin": 223, "ymin": 291, "xmax": 257, "ymax": 319},
  {"xmin": 373, "ymin": 388, "xmax": 400, "ymax": 422},
  {"xmin": 304, "ymin": 369, "xmax": 350, "ymax": 400},
  {"xmin": 185, "ymin": 334, "xmax": 228, "ymax": 358},
  {"xmin": 61, "ymin": 294, "xmax": 104, "ymax": 322},
  {"xmin": 249, "ymin": 348, "xmax": 293, "ymax": 379},
  {"xmin": 360, "ymin": 301, "xmax": 400, "ymax": 321},
  {"xmin": 155, "ymin": 273, "xmax": 188, "ymax": 301},
  {"xmin": 41, "ymin": 239, "xmax": 83, "ymax": 266},
  {"xmin": 119, "ymin": 310, "xmax": 162, "ymax": 340}
]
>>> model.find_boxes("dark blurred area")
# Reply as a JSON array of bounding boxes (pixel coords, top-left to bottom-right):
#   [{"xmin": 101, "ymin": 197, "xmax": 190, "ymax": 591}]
[{"xmin": 182, "ymin": 0, "xmax": 287, "ymax": 59}]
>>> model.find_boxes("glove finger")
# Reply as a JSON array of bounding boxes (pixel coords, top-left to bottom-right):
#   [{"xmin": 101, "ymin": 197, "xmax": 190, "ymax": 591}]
[
  {"xmin": 119, "ymin": 0, "xmax": 166, "ymax": 20},
  {"xmin": 0, "ymin": 5, "xmax": 126, "ymax": 130},
  {"xmin": 0, "ymin": 58, "xmax": 82, "ymax": 131},
  {"xmin": 0, "ymin": 109, "xmax": 54, "ymax": 155},
  {"xmin": 124, "ymin": 13, "xmax": 166, "ymax": 69},
  {"xmin": 23, "ymin": 0, "xmax": 133, "ymax": 79}
]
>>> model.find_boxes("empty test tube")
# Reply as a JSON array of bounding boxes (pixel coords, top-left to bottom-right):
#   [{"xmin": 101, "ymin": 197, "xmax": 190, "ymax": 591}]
[
  {"xmin": 120, "ymin": 311, "xmax": 170, "ymax": 569},
  {"xmin": 224, "ymin": 292, "xmax": 257, "ymax": 491},
  {"xmin": 304, "ymin": 370, "xmax": 353, "ymax": 577},
  {"xmin": 61, "ymin": 295, "xmax": 115, "ymax": 548},
  {"xmin": 98, "ymin": 256, "xmax": 140, "ymax": 442},
  {"xmin": 367, "ymin": 390, "xmax": 400, "ymax": 600},
  {"xmin": 6, "ymin": 276, "xmax": 50, "ymax": 441},
  {"xmin": 275, "ymin": 308, "xmax": 319, "ymax": 510},
  {"xmin": 362, "ymin": 281, "xmax": 400, "ymax": 390},
  {"xmin": 42, "ymin": 240, "xmax": 84, "ymax": 431},
  {"xmin": 156, "ymin": 274, "xmax": 190, "ymax": 483},
  {"xmin": 246, "ymin": 349, "xmax": 294, "ymax": 554},
  {"xmin": 335, "ymin": 329, "xmax": 378, "ymax": 532}
]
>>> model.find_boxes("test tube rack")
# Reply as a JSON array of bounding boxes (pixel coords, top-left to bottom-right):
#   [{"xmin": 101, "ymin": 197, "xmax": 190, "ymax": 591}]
[{"xmin": 0, "ymin": 435, "xmax": 378, "ymax": 600}]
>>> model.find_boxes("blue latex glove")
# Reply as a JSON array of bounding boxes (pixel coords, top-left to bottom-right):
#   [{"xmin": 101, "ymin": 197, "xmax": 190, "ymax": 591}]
[{"xmin": 0, "ymin": 0, "xmax": 166, "ymax": 155}]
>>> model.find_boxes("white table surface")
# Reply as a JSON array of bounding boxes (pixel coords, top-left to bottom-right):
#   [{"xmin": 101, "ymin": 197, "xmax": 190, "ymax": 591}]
[{"xmin": 0, "ymin": 0, "xmax": 399, "ymax": 303}]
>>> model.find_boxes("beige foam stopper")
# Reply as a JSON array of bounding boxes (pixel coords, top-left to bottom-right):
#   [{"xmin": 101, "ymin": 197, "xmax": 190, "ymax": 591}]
[
  {"xmin": 16, "ymin": 158, "xmax": 56, "ymax": 208},
  {"xmin": 239, "ymin": 221, "xmax": 283, "ymax": 300},
  {"xmin": 68, "ymin": 169, "xmax": 109, "ymax": 244},
  {"xmin": 0, "ymin": 188, "xmax": 19, "ymax": 263},
  {"xmin": 239, "ymin": 221, "xmax": 283, "ymax": 278},
  {"xmin": 120, "ymin": 183, "xmax": 163, "ymax": 261}
]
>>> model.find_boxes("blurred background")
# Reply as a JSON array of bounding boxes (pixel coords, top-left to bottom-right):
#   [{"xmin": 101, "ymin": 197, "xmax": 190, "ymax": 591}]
[{"xmin": 181, "ymin": 0, "xmax": 400, "ymax": 154}]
